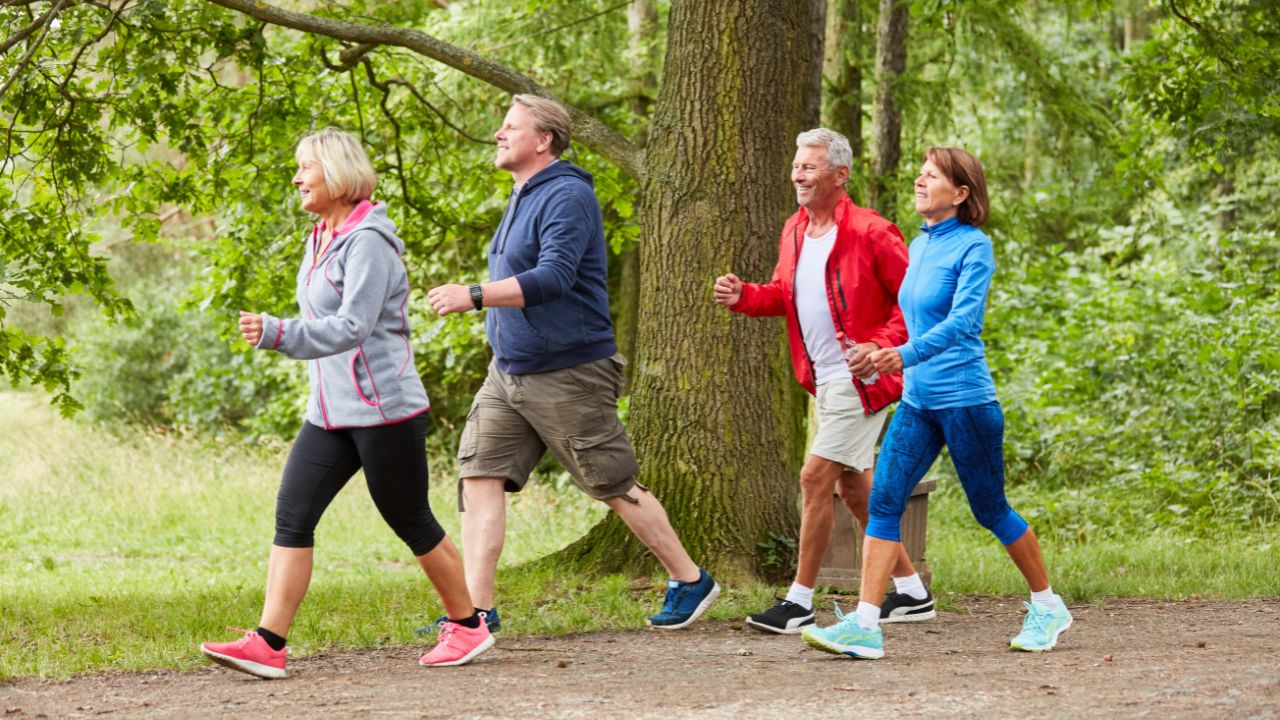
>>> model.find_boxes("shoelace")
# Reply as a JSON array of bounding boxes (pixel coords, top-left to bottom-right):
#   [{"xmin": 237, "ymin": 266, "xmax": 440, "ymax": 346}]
[
  {"xmin": 222, "ymin": 626, "xmax": 288, "ymax": 654},
  {"xmin": 438, "ymin": 621, "xmax": 459, "ymax": 646},
  {"xmin": 1020, "ymin": 602, "xmax": 1051, "ymax": 634},
  {"xmin": 661, "ymin": 584, "xmax": 691, "ymax": 614},
  {"xmin": 831, "ymin": 602, "xmax": 849, "ymax": 623}
]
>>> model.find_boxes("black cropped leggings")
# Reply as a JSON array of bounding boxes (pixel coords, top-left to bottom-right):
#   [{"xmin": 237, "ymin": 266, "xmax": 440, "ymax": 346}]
[{"xmin": 273, "ymin": 413, "xmax": 446, "ymax": 557}]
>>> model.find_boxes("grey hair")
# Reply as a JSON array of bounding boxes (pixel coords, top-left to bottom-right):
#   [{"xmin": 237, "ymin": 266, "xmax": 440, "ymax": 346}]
[{"xmin": 796, "ymin": 128, "xmax": 853, "ymax": 172}]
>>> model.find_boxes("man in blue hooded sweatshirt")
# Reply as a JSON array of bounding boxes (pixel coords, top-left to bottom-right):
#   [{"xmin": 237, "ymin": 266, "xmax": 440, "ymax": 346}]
[{"xmin": 428, "ymin": 95, "xmax": 718, "ymax": 631}]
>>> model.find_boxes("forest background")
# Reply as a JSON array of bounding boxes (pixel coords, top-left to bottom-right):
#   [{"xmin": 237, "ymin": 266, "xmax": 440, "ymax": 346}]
[{"xmin": 1, "ymin": 0, "xmax": 1277, "ymax": 678}]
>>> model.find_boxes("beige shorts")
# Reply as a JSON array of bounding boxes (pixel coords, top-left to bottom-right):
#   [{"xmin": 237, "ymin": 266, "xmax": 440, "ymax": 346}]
[
  {"xmin": 456, "ymin": 354, "xmax": 640, "ymax": 508},
  {"xmin": 809, "ymin": 377, "xmax": 888, "ymax": 472}
]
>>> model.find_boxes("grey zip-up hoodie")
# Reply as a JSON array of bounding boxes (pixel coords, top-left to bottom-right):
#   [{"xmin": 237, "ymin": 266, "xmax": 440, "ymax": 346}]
[{"xmin": 256, "ymin": 200, "xmax": 430, "ymax": 429}]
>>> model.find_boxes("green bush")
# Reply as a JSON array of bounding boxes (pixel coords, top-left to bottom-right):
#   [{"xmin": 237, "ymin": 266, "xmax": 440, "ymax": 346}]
[
  {"xmin": 987, "ymin": 194, "xmax": 1280, "ymax": 536},
  {"xmin": 70, "ymin": 282, "xmax": 305, "ymax": 439}
]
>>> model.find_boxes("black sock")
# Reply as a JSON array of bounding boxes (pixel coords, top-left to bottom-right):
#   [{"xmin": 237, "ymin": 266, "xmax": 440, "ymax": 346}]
[
  {"xmin": 256, "ymin": 626, "xmax": 287, "ymax": 651},
  {"xmin": 450, "ymin": 612, "xmax": 481, "ymax": 629}
]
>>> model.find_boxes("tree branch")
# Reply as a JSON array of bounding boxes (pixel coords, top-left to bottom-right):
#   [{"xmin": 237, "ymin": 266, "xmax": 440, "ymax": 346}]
[
  {"xmin": 0, "ymin": 0, "xmax": 69, "ymax": 101},
  {"xmin": 205, "ymin": 0, "xmax": 645, "ymax": 180},
  {"xmin": 0, "ymin": 4, "xmax": 55, "ymax": 56}
]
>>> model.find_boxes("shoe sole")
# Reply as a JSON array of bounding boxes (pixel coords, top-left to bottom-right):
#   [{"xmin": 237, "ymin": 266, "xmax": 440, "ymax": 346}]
[
  {"xmin": 419, "ymin": 634, "xmax": 496, "ymax": 667},
  {"xmin": 802, "ymin": 631, "xmax": 884, "ymax": 660},
  {"xmin": 647, "ymin": 583, "xmax": 721, "ymax": 630},
  {"xmin": 1010, "ymin": 615, "xmax": 1073, "ymax": 652},
  {"xmin": 200, "ymin": 646, "xmax": 287, "ymax": 679},
  {"xmin": 744, "ymin": 616, "xmax": 814, "ymax": 635},
  {"xmin": 881, "ymin": 607, "xmax": 936, "ymax": 624}
]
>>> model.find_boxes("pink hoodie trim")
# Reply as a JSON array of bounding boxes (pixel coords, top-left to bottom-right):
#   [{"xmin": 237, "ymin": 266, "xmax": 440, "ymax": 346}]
[
  {"xmin": 350, "ymin": 350, "xmax": 380, "ymax": 408},
  {"xmin": 271, "ymin": 320, "xmax": 284, "ymax": 350},
  {"xmin": 317, "ymin": 199, "xmax": 377, "ymax": 238},
  {"xmin": 320, "ymin": 405, "xmax": 430, "ymax": 430}
]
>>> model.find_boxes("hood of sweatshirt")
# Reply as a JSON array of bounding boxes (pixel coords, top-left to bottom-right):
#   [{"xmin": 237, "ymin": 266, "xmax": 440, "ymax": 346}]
[
  {"xmin": 521, "ymin": 160, "xmax": 594, "ymax": 195},
  {"xmin": 323, "ymin": 200, "xmax": 404, "ymax": 257}
]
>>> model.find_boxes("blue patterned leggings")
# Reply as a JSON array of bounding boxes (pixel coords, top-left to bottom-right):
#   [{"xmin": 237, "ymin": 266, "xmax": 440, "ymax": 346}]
[{"xmin": 865, "ymin": 401, "xmax": 1029, "ymax": 545}]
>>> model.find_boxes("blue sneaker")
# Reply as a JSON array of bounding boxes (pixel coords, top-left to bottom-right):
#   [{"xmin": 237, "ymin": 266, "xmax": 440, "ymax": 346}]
[
  {"xmin": 801, "ymin": 604, "xmax": 884, "ymax": 659},
  {"xmin": 1010, "ymin": 597, "xmax": 1072, "ymax": 652},
  {"xmin": 646, "ymin": 568, "xmax": 720, "ymax": 630},
  {"xmin": 415, "ymin": 608, "xmax": 500, "ymax": 636}
]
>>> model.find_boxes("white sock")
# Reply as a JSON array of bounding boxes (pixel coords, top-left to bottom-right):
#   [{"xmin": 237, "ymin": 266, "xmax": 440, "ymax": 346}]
[
  {"xmin": 892, "ymin": 573, "xmax": 928, "ymax": 601},
  {"xmin": 1030, "ymin": 587, "xmax": 1058, "ymax": 609},
  {"xmin": 855, "ymin": 601, "xmax": 880, "ymax": 630},
  {"xmin": 784, "ymin": 582, "xmax": 814, "ymax": 610}
]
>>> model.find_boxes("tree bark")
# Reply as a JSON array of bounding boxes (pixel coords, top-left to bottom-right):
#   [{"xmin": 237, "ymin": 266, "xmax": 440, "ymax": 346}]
[
  {"xmin": 823, "ymin": 0, "xmax": 868, "ymax": 194},
  {"xmin": 555, "ymin": 0, "xmax": 818, "ymax": 577},
  {"xmin": 868, "ymin": 0, "xmax": 908, "ymax": 220}
]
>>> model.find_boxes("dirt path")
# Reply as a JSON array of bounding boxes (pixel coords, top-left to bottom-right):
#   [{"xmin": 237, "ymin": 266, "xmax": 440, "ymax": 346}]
[{"xmin": 3, "ymin": 597, "xmax": 1277, "ymax": 719}]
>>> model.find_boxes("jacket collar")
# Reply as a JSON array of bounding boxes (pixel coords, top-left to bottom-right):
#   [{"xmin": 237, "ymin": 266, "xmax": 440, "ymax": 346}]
[{"xmin": 920, "ymin": 216, "xmax": 962, "ymax": 238}]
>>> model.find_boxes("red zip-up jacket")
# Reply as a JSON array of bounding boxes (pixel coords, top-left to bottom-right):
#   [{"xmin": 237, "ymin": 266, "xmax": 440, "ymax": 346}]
[{"xmin": 731, "ymin": 194, "xmax": 910, "ymax": 414}]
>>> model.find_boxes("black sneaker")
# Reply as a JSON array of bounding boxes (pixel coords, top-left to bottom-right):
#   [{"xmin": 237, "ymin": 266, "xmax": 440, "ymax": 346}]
[
  {"xmin": 745, "ymin": 597, "xmax": 815, "ymax": 635},
  {"xmin": 880, "ymin": 590, "xmax": 936, "ymax": 623}
]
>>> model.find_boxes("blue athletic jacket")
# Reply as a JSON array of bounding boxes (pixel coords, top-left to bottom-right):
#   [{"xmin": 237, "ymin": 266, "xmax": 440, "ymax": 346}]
[
  {"xmin": 896, "ymin": 217, "xmax": 999, "ymax": 409},
  {"xmin": 486, "ymin": 161, "xmax": 617, "ymax": 374}
]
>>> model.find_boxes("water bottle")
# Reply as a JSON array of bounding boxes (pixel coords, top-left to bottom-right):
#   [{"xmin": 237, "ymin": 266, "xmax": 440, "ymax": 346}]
[{"xmin": 839, "ymin": 334, "xmax": 879, "ymax": 385}]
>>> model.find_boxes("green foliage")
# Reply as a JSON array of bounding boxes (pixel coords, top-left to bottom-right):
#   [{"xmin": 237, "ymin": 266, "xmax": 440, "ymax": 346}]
[
  {"xmin": 1122, "ymin": 0, "xmax": 1280, "ymax": 169},
  {"xmin": 987, "ymin": 168, "xmax": 1280, "ymax": 532},
  {"xmin": 71, "ymin": 280, "xmax": 305, "ymax": 438},
  {"xmin": 2, "ymin": 0, "xmax": 649, "ymax": 441}
]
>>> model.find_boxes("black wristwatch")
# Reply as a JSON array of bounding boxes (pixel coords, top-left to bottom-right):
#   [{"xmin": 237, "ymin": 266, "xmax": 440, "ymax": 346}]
[{"xmin": 468, "ymin": 283, "xmax": 484, "ymax": 311}]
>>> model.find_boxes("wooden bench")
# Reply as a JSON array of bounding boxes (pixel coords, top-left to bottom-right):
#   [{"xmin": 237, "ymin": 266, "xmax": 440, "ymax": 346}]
[{"xmin": 814, "ymin": 477, "xmax": 936, "ymax": 589}]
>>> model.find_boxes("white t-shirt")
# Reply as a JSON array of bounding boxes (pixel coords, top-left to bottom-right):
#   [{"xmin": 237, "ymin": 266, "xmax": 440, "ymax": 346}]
[{"xmin": 794, "ymin": 225, "xmax": 847, "ymax": 386}]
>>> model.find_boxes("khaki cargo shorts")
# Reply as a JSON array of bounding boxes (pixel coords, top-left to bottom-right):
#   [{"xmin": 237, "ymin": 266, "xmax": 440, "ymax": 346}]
[
  {"xmin": 456, "ymin": 354, "xmax": 641, "ymax": 508},
  {"xmin": 810, "ymin": 377, "xmax": 888, "ymax": 472}
]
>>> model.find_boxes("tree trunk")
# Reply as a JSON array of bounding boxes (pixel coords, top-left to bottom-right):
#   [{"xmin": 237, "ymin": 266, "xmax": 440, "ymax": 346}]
[
  {"xmin": 823, "ymin": 0, "xmax": 867, "ymax": 192},
  {"xmin": 868, "ymin": 0, "xmax": 908, "ymax": 220},
  {"xmin": 614, "ymin": 0, "xmax": 659, "ymax": 390},
  {"xmin": 555, "ymin": 0, "xmax": 819, "ymax": 578}
]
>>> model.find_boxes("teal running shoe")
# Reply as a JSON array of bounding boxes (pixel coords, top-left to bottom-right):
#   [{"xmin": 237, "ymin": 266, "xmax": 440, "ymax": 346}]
[
  {"xmin": 801, "ymin": 604, "xmax": 884, "ymax": 660},
  {"xmin": 1010, "ymin": 597, "xmax": 1072, "ymax": 652}
]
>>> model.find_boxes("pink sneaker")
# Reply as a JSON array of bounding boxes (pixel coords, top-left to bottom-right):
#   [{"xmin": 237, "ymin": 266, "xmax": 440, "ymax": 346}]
[
  {"xmin": 418, "ymin": 619, "xmax": 494, "ymax": 667},
  {"xmin": 200, "ymin": 628, "xmax": 288, "ymax": 679}
]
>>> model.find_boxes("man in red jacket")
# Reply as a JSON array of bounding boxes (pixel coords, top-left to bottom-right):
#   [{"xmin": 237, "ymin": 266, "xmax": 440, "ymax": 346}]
[{"xmin": 714, "ymin": 128, "xmax": 934, "ymax": 634}]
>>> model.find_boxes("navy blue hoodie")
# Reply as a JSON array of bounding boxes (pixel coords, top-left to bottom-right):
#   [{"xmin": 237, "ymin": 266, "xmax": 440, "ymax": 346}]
[{"xmin": 486, "ymin": 161, "xmax": 617, "ymax": 374}]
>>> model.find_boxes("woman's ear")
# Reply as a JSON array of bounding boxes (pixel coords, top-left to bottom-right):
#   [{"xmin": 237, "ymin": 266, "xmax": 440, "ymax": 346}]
[{"xmin": 954, "ymin": 185, "xmax": 971, "ymax": 206}]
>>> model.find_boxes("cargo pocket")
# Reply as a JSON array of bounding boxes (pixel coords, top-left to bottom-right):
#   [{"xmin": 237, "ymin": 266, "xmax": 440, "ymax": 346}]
[
  {"xmin": 456, "ymin": 402, "xmax": 480, "ymax": 463},
  {"xmin": 567, "ymin": 426, "xmax": 640, "ymax": 497}
]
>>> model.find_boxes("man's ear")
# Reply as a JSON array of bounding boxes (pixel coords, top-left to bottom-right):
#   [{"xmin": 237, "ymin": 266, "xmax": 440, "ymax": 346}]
[{"xmin": 537, "ymin": 131, "xmax": 554, "ymax": 155}]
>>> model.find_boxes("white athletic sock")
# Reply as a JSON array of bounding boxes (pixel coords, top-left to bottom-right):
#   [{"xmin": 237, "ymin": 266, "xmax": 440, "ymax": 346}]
[
  {"xmin": 892, "ymin": 573, "xmax": 928, "ymax": 601},
  {"xmin": 1030, "ymin": 587, "xmax": 1058, "ymax": 609},
  {"xmin": 855, "ymin": 601, "xmax": 880, "ymax": 631},
  {"xmin": 784, "ymin": 582, "xmax": 814, "ymax": 610}
]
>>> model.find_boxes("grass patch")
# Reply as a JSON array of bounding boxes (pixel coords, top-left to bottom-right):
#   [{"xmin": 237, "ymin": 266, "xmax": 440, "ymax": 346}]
[
  {"xmin": 0, "ymin": 392, "xmax": 773, "ymax": 679},
  {"xmin": 926, "ymin": 476, "xmax": 1279, "ymax": 601}
]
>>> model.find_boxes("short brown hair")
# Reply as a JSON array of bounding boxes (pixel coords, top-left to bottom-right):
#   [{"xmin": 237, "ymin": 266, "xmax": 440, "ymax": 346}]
[
  {"xmin": 512, "ymin": 94, "xmax": 572, "ymax": 156},
  {"xmin": 925, "ymin": 147, "xmax": 989, "ymax": 226}
]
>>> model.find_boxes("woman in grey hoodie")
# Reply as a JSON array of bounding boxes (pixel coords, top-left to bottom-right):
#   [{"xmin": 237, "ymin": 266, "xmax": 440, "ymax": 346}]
[{"xmin": 200, "ymin": 129, "xmax": 492, "ymax": 677}]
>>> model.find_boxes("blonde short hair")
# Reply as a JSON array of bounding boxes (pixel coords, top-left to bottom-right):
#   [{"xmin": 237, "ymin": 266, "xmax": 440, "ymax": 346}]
[
  {"xmin": 295, "ymin": 128, "xmax": 376, "ymax": 203},
  {"xmin": 512, "ymin": 94, "xmax": 572, "ymax": 156}
]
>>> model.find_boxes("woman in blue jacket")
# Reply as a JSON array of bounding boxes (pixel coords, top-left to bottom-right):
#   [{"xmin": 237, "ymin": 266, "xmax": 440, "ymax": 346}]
[{"xmin": 803, "ymin": 147, "xmax": 1070, "ymax": 659}]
